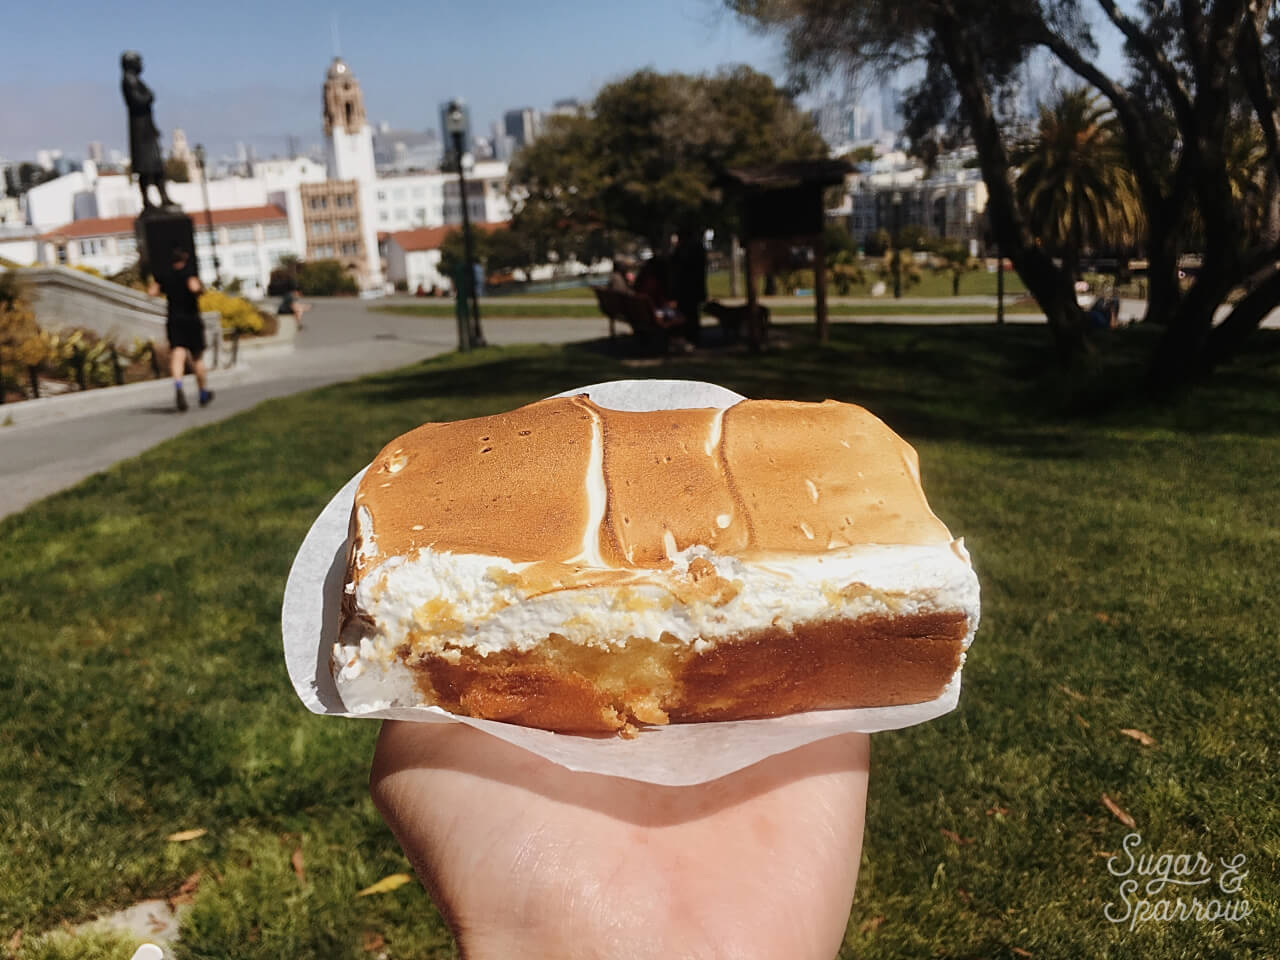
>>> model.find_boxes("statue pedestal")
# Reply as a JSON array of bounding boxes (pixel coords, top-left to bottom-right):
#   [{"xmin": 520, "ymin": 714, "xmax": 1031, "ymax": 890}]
[{"xmin": 135, "ymin": 207, "xmax": 196, "ymax": 281}]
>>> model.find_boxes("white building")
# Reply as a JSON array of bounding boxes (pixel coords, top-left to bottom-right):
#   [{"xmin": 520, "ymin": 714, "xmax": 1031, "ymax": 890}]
[
  {"xmin": 384, "ymin": 221, "xmax": 510, "ymax": 293},
  {"xmin": 37, "ymin": 204, "xmax": 299, "ymax": 298},
  {"xmin": 842, "ymin": 151, "xmax": 987, "ymax": 251}
]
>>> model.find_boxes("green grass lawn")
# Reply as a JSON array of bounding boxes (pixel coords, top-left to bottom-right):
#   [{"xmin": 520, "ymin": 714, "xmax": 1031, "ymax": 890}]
[
  {"xmin": 378, "ymin": 300, "xmax": 1042, "ymax": 320},
  {"xmin": 512, "ymin": 269, "xmax": 1029, "ymax": 300},
  {"xmin": 2, "ymin": 323, "xmax": 1277, "ymax": 958}
]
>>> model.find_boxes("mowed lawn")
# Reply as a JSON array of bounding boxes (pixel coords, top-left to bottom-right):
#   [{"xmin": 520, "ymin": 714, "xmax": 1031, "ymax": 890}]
[{"xmin": 2, "ymin": 323, "xmax": 1277, "ymax": 958}]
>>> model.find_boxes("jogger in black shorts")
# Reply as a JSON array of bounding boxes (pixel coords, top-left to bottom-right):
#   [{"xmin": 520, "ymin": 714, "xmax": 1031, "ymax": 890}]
[{"xmin": 148, "ymin": 248, "xmax": 213, "ymax": 411}]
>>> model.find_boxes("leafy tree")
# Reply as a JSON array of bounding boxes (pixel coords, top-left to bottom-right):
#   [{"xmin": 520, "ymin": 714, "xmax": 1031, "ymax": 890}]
[
  {"xmin": 297, "ymin": 259, "xmax": 357, "ymax": 297},
  {"xmin": 731, "ymin": 0, "xmax": 1280, "ymax": 389},
  {"xmin": 933, "ymin": 240, "xmax": 978, "ymax": 295},
  {"xmin": 508, "ymin": 67, "xmax": 827, "ymax": 257},
  {"xmin": 1012, "ymin": 89, "xmax": 1142, "ymax": 281},
  {"xmin": 484, "ymin": 226, "xmax": 537, "ymax": 275},
  {"xmin": 164, "ymin": 156, "xmax": 190, "ymax": 183}
]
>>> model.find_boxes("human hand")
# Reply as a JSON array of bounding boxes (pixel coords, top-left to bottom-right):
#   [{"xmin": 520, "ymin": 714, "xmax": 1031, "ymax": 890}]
[{"xmin": 371, "ymin": 721, "xmax": 869, "ymax": 960}]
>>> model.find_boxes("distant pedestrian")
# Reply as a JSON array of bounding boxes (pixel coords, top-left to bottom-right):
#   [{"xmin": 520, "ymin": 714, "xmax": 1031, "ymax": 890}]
[
  {"xmin": 147, "ymin": 248, "xmax": 212, "ymax": 412},
  {"xmin": 278, "ymin": 286, "xmax": 311, "ymax": 331}
]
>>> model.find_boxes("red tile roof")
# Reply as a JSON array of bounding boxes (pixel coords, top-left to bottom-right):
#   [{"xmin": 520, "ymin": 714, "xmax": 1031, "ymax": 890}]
[
  {"xmin": 41, "ymin": 204, "xmax": 289, "ymax": 241},
  {"xmin": 389, "ymin": 221, "xmax": 508, "ymax": 252}
]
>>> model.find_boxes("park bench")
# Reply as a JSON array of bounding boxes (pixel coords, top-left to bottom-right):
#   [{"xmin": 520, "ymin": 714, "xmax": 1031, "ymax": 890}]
[{"xmin": 591, "ymin": 286, "xmax": 680, "ymax": 351}]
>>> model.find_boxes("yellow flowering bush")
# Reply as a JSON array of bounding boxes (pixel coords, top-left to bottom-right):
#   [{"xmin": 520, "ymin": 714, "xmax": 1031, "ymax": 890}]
[{"xmin": 198, "ymin": 290, "xmax": 264, "ymax": 335}]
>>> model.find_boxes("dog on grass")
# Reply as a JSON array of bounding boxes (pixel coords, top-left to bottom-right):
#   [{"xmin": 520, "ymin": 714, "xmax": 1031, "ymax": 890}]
[{"xmin": 703, "ymin": 300, "xmax": 770, "ymax": 345}]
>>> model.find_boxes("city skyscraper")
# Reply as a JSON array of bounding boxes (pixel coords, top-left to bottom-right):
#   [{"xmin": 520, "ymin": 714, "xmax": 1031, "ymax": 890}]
[{"xmin": 503, "ymin": 107, "xmax": 542, "ymax": 150}]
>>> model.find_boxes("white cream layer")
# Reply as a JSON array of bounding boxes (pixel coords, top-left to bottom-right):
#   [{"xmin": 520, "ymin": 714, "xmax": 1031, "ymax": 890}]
[{"xmin": 333, "ymin": 540, "xmax": 980, "ymax": 710}]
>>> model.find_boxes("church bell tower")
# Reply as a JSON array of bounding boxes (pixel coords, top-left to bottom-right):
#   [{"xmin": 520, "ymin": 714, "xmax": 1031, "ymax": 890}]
[{"xmin": 323, "ymin": 57, "xmax": 375, "ymax": 183}]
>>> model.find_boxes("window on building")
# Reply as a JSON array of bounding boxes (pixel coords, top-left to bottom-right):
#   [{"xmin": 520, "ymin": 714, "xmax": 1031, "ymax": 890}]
[
  {"xmin": 263, "ymin": 223, "xmax": 290, "ymax": 240},
  {"xmin": 411, "ymin": 186, "xmax": 425, "ymax": 199},
  {"xmin": 341, "ymin": 241, "xmax": 359, "ymax": 256},
  {"xmin": 313, "ymin": 221, "xmax": 332, "ymax": 236},
  {"xmin": 393, "ymin": 188, "xmax": 406, "ymax": 201},
  {"xmin": 309, "ymin": 195, "xmax": 328, "ymax": 211},
  {"xmin": 227, "ymin": 226, "xmax": 254, "ymax": 243},
  {"xmin": 195, "ymin": 230, "xmax": 214, "ymax": 246},
  {"xmin": 376, "ymin": 190, "xmax": 387, "ymax": 202},
  {"xmin": 233, "ymin": 250, "xmax": 257, "ymax": 268},
  {"xmin": 336, "ymin": 194, "xmax": 354, "ymax": 208},
  {"xmin": 378, "ymin": 210, "xmax": 389, "ymax": 223},
  {"xmin": 117, "ymin": 235, "xmax": 136, "ymax": 255},
  {"xmin": 315, "ymin": 244, "xmax": 334, "ymax": 258},
  {"xmin": 395, "ymin": 208, "xmax": 408, "ymax": 222},
  {"xmin": 79, "ymin": 239, "xmax": 99, "ymax": 256},
  {"xmin": 414, "ymin": 208, "xmax": 426, "ymax": 222},
  {"xmin": 56, "ymin": 245, "xmax": 68, "ymax": 264}
]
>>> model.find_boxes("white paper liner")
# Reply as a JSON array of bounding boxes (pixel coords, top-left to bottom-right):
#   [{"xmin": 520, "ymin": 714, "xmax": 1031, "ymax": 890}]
[{"xmin": 282, "ymin": 379, "xmax": 965, "ymax": 785}]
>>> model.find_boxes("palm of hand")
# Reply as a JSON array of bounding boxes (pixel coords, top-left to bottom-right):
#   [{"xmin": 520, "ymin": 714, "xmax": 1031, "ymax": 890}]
[{"xmin": 372, "ymin": 721, "xmax": 869, "ymax": 960}]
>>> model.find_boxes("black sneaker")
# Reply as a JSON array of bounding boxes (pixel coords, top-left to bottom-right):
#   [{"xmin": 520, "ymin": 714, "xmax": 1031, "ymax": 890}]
[
  {"xmin": 176, "ymin": 385, "xmax": 188, "ymax": 412},
  {"xmin": 199, "ymin": 389, "xmax": 214, "ymax": 407}
]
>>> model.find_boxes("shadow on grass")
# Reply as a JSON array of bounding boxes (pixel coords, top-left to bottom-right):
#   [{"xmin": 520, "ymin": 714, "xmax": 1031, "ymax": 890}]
[{"xmin": 336, "ymin": 323, "xmax": 1280, "ymax": 457}]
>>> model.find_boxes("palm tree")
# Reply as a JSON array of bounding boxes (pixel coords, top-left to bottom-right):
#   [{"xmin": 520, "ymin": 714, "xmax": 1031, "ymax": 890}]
[{"xmin": 1013, "ymin": 89, "xmax": 1143, "ymax": 280}]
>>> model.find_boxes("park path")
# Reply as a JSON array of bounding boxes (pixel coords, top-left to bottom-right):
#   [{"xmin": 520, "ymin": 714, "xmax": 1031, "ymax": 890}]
[{"xmin": 0, "ymin": 300, "xmax": 611, "ymax": 519}]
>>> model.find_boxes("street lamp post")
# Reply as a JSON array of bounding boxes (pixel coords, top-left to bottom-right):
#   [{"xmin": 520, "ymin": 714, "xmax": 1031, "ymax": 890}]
[
  {"xmin": 891, "ymin": 191, "xmax": 903, "ymax": 299},
  {"xmin": 446, "ymin": 101, "xmax": 485, "ymax": 349},
  {"xmin": 193, "ymin": 144, "xmax": 222, "ymax": 290}
]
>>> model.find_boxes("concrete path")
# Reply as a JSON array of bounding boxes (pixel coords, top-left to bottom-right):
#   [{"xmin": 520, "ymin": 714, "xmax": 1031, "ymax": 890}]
[{"xmin": 0, "ymin": 299, "xmax": 610, "ymax": 519}]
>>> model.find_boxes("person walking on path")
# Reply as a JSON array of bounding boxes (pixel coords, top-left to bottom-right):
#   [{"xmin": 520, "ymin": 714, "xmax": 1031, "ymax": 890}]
[{"xmin": 148, "ymin": 248, "xmax": 212, "ymax": 412}]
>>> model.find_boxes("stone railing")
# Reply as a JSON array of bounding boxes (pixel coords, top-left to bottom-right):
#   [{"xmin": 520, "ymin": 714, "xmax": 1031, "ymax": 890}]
[{"xmin": 18, "ymin": 265, "xmax": 222, "ymax": 367}]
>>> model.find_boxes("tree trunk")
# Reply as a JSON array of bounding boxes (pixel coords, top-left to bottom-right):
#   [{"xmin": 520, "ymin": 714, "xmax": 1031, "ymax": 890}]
[
  {"xmin": 1202, "ymin": 266, "xmax": 1280, "ymax": 371},
  {"xmin": 28, "ymin": 366, "xmax": 39, "ymax": 399},
  {"xmin": 936, "ymin": 19, "xmax": 1088, "ymax": 359}
]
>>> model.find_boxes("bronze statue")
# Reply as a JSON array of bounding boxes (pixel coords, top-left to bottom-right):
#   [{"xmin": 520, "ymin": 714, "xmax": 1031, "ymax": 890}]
[{"xmin": 120, "ymin": 51, "xmax": 174, "ymax": 210}]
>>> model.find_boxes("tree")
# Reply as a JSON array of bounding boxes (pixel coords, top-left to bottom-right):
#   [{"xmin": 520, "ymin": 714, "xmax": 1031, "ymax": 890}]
[
  {"xmin": 164, "ymin": 155, "xmax": 191, "ymax": 183},
  {"xmin": 0, "ymin": 271, "xmax": 41, "ymax": 401},
  {"xmin": 297, "ymin": 259, "xmax": 357, "ymax": 296},
  {"xmin": 508, "ymin": 67, "xmax": 827, "ymax": 257},
  {"xmin": 933, "ymin": 240, "xmax": 977, "ymax": 295},
  {"xmin": 731, "ymin": 0, "xmax": 1280, "ymax": 390},
  {"xmin": 1012, "ymin": 89, "xmax": 1142, "ymax": 282}
]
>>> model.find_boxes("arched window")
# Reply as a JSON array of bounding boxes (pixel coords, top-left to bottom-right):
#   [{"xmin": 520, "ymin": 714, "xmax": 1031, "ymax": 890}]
[{"xmin": 345, "ymin": 101, "xmax": 354, "ymax": 127}]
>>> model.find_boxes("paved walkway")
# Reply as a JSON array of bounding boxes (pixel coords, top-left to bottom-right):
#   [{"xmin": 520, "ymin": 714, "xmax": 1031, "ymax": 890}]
[{"xmin": 0, "ymin": 299, "xmax": 610, "ymax": 519}]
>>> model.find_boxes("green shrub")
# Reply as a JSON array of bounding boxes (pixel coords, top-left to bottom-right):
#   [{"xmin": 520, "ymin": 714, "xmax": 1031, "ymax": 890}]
[{"xmin": 297, "ymin": 260, "xmax": 358, "ymax": 297}]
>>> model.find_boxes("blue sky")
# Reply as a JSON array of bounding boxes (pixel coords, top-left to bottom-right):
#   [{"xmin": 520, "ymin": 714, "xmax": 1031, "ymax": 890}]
[
  {"xmin": 1, "ymin": 0, "xmax": 787, "ymax": 161},
  {"xmin": 1, "ymin": 0, "xmax": 1127, "ymax": 164}
]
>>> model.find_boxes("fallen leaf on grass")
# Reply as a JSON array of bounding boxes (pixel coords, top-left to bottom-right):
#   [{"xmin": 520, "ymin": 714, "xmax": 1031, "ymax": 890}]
[
  {"xmin": 940, "ymin": 828, "xmax": 975, "ymax": 845},
  {"xmin": 356, "ymin": 873, "xmax": 413, "ymax": 897},
  {"xmin": 957, "ymin": 887, "xmax": 973, "ymax": 904},
  {"xmin": 1094, "ymin": 850, "xmax": 1115, "ymax": 858},
  {"xmin": 859, "ymin": 915, "xmax": 884, "ymax": 934},
  {"xmin": 166, "ymin": 828, "xmax": 207, "ymax": 843},
  {"xmin": 1012, "ymin": 949, "xmax": 1034, "ymax": 958},
  {"xmin": 1057, "ymin": 684, "xmax": 1086, "ymax": 702},
  {"xmin": 8, "ymin": 929, "xmax": 22, "ymax": 954},
  {"xmin": 363, "ymin": 931, "xmax": 387, "ymax": 952},
  {"xmin": 1101, "ymin": 794, "xmax": 1137, "ymax": 829},
  {"xmin": 291, "ymin": 847, "xmax": 305, "ymax": 884},
  {"xmin": 1120, "ymin": 728, "xmax": 1156, "ymax": 746},
  {"xmin": 1074, "ymin": 713, "xmax": 1091, "ymax": 729},
  {"xmin": 170, "ymin": 870, "xmax": 202, "ymax": 907},
  {"xmin": 1094, "ymin": 612, "xmax": 1111, "ymax": 624},
  {"xmin": 986, "ymin": 806, "xmax": 1009, "ymax": 816}
]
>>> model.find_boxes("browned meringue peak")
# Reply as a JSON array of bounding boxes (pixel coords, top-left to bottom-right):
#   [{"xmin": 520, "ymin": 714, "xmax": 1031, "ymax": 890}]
[{"xmin": 350, "ymin": 394, "xmax": 955, "ymax": 585}]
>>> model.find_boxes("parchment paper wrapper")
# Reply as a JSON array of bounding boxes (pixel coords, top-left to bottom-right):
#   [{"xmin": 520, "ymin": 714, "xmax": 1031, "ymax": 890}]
[{"xmin": 282, "ymin": 379, "xmax": 963, "ymax": 785}]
